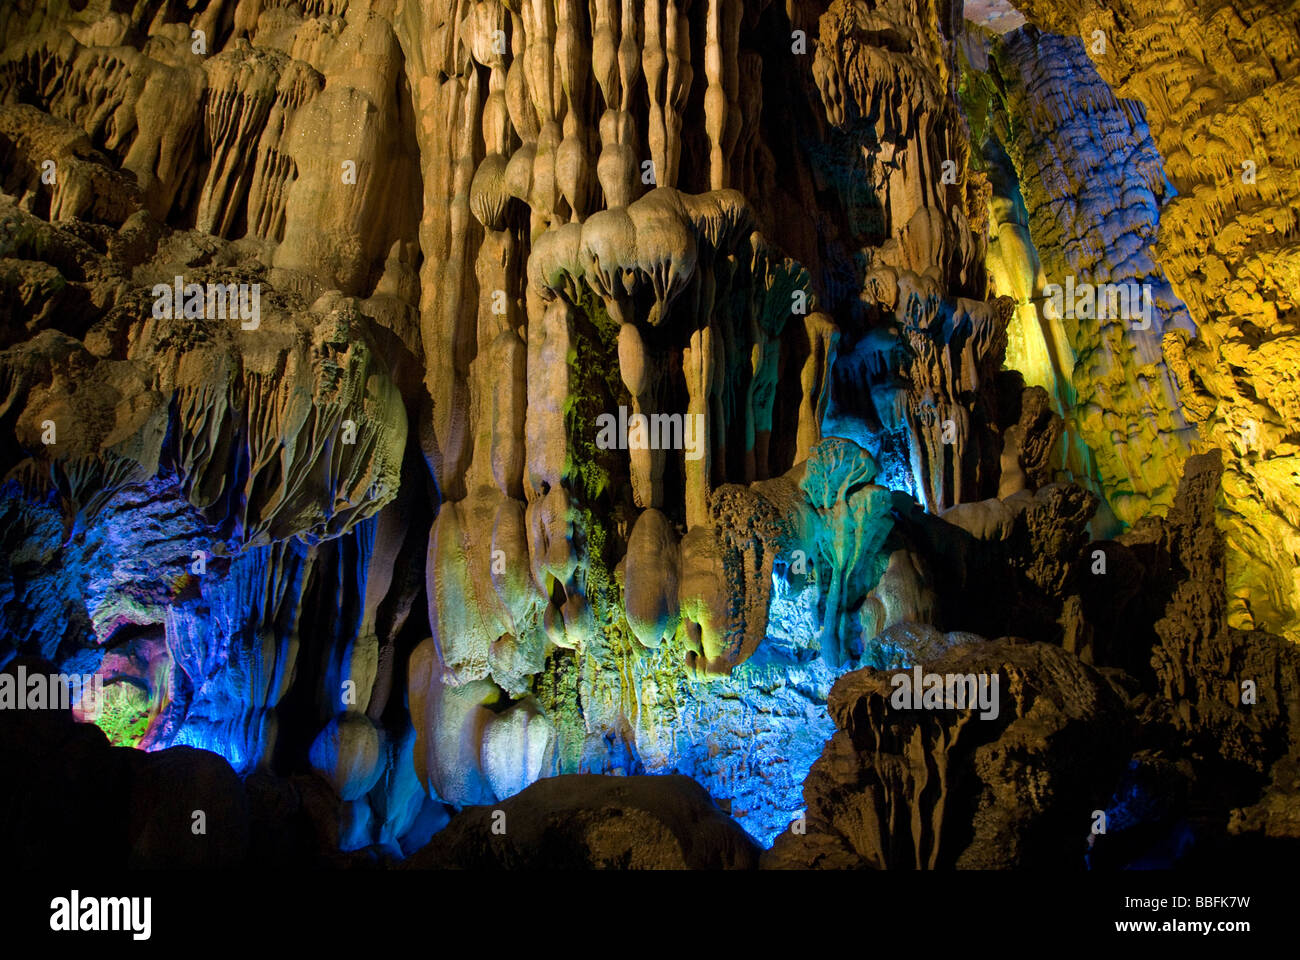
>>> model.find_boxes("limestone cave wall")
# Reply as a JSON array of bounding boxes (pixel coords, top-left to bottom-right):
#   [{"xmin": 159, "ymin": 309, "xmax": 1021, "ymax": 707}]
[{"xmin": 0, "ymin": 0, "xmax": 1296, "ymax": 868}]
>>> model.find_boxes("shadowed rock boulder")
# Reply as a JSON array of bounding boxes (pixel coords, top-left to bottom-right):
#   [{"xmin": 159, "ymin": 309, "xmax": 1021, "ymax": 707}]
[
  {"xmin": 125, "ymin": 745, "xmax": 250, "ymax": 868},
  {"xmin": 0, "ymin": 657, "xmax": 370, "ymax": 868},
  {"xmin": 404, "ymin": 774, "xmax": 760, "ymax": 870}
]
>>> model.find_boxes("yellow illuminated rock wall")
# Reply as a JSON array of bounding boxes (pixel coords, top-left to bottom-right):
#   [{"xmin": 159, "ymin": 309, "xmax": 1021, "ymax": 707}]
[
  {"xmin": 961, "ymin": 26, "xmax": 1201, "ymax": 534},
  {"xmin": 1009, "ymin": 0, "xmax": 1300, "ymax": 641}
]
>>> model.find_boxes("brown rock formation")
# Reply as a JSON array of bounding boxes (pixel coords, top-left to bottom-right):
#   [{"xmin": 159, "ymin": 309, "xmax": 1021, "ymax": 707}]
[{"xmin": 763, "ymin": 638, "xmax": 1129, "ymax": 868}]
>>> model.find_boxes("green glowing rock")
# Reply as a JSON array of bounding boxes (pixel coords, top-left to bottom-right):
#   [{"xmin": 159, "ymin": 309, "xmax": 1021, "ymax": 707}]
[{"xmin": 93, "ymin": 681, "xmax": 151, "ymax": 748}]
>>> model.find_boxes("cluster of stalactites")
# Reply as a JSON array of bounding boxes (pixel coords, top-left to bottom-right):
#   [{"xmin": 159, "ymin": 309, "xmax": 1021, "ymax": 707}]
[
  {"xmin": 0, "ymin": 2, "xmax": 422, "ymax": 301},
  {"xmin": 414, "ymin": 0, "xmax": 845, "ymax": 685}
]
